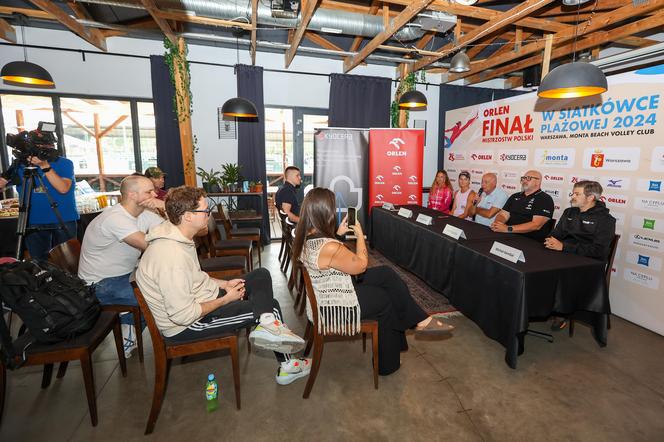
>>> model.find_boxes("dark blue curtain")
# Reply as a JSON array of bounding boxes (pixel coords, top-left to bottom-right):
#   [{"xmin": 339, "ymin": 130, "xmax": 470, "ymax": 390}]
[
  {"xmin": 438, "ymin": 84, "xmax": 527, "ymax": 170},
  {"xmin": 329, "ymin": 73, "xmax": 392, "ymax": 128},
  {"xmin": 150, "ymin": 55, "xmax": 184, "ymax": 187},
  {"xmin": 236, "ymin": 64, "xmax": 270, "ymax": 244}
]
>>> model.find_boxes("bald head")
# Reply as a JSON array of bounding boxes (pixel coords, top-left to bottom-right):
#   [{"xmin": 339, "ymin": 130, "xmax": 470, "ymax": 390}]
[
  {"xmin": 120, "ymin": 175, "xmax": 152, "ymax": 197},
  {"xmin": 521, "ymin": 170, "xmax": 542, "ymax": 194},
  {"xmin": 481, "ymin": 173, "xmax": 497, "ymax": 193}
]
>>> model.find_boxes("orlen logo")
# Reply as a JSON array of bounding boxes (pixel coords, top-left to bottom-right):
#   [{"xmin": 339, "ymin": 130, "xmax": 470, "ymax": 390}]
[
  {"xmin": 448, "ymin": 152, "xmax": 465, "ymax": 162},
  {"xmin": 389, "ymin": 138, "xmax": 405, "ymax": 149},
  {"xmin": 392, "ymin": 185, "xmax": 402, "ymax": 195},
  {"xmin": 392, "ymin": 165, "xmax": 402, "ymax": 176},
  {"xmin": 374, "ymin": 175, "xmax": 385, "ymax": 185},
  {"xmin": 407, "ymin": 175, "xmax": 419, "ymax": 185},
  {"xmin": 408, "ymin": 194, "xmax": 418, "ymax": 202},
  {"xmin": 543, "ymin": 174, "xmax": 564, "ymax": 182},
  {"xmin": 375, "ymin": 194, "xmax": 384, "ymax": 201},
  {"xmin": 470, "ymin": 152, "xmax": 493, "ymax": 161},
  {"xmin": 601, "ymin": 195, "xmax": 628, "ymax": 207}
]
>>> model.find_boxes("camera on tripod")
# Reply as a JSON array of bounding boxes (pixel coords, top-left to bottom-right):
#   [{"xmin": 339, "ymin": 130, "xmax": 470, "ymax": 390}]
[{"xmin": 6, "ymin": 121, "xmax": 59, "ymax": 165}]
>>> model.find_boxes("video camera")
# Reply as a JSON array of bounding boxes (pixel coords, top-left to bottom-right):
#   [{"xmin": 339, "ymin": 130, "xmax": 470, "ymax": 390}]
[{"xmin": 6, "ymin": 121, "xmax": 59, "ymax": 164}]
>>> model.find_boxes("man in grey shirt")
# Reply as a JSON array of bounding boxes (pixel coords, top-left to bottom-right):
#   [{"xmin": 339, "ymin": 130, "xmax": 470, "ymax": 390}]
[{"xmin": 469, "ymin": 173, "xmax": 509, "ymax": 226}]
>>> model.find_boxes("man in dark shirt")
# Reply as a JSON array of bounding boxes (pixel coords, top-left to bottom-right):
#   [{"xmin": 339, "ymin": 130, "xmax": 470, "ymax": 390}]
[
  {"xmin": 544, "ymin": 180, "xmax": 616, "ymax": 331},
  {"xmin": 491, "ymin": 169, "xmax": 554, "ymax": 241},
  {"xmin": 275, "ymin": 166, "xmax": 301, "ymax": 222}
]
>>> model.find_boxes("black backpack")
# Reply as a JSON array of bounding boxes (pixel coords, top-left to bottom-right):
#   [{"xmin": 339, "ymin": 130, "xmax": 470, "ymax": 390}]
[{"xmin": 0, "ymin": 260, "xmax": 100, "ymax": 369}]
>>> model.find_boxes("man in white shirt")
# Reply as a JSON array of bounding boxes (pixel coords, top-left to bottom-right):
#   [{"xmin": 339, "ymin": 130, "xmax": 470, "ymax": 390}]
[
  {"xmin": 79, "ymin": 175, "xmax": 163, "ymax": 357},
  {"xmin": 468, "ymin": 173, "xmax": 509, "ymax": 226}
]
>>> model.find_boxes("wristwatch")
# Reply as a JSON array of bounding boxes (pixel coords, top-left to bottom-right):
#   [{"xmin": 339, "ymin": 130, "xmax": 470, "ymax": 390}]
[
  {"xmin": 507, "ymin": 226, "xmax": 513, "ymax": 232},
  {"xmin": 41, "ymin": 167, "xmax": 52, "ymax": 173}
]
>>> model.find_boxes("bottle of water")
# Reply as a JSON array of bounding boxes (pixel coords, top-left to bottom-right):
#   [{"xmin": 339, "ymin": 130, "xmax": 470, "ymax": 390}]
[{"xmin": 205, "ymin": 373, "xmax": 219, "ymax": 412}]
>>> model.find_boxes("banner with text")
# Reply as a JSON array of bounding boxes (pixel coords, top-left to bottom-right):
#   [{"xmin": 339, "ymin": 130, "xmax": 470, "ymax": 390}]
[
  {"xmin": 368, "ymin": 128, "xmax": 425, "ymax": 209},
  {"xmin": 443, "ymin": 65, "xmax": 664, "ymax": 336}
]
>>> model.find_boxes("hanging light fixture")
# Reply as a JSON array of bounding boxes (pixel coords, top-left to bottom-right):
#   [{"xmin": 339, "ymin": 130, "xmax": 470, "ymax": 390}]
[
  {"xmin": 449, "ymin": 50, "xmax": 471, "ymax": 73},
  {"xmin": 398, "ymin": 90, "xmax": 427, "ymax": 109},
  {"xmin": 562, "ymin": 0, "xmax": 593, "ymax": 5},
  {"xmin": 221, "ymin": 28, "xmax": 258, "ymax": 118},
  {"xmin": 1, "ymin": 22, "xmax": 54, "ymax": 88},
  {"xmin": 538, "ymin": 1, "xmax": 606, "ymax": 99}
]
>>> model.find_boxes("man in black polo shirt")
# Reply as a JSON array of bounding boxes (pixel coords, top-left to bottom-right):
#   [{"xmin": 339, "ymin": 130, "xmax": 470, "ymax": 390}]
[
  {"xmin": 491, "ymin": 169, "xmax": 554, "ymax": 241},
  {"xmin": 275, "ymin": 166, "xmax": 301, "ymax": 222}
]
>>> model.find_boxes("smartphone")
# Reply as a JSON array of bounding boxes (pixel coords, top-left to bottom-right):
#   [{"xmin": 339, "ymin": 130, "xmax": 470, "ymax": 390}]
[{"xmin": 347, "ymin": 207, "xmax": 356, "ymax": 227}]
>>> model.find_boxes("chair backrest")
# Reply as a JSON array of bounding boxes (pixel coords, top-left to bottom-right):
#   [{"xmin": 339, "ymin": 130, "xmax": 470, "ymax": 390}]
[
  {"xmin": 215, "ymin": 203, "xmax": 234, "ymax": 238},
  {"xmin": 605, "ymin": 234, "xmax": 620, "ymax": 290},
  {"xmin": 300, "ymin": 267, "xmax": 319, "ymax": 332},
  {"xmin": 47, "ymin": 238, "xmax": 82, "ymax": 275},
  {"xmin": 130, "ymin": 281, "xmax": 166, "ymax": 355}
]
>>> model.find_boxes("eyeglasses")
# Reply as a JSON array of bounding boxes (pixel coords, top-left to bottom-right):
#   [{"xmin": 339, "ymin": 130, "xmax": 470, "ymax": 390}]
[
  {"xmin": 520, "ymin": 176, "xmax": 540, "ymax": 181},
  {"xmin": 188, "ymin": 208, "xmax": 213, "ymax": 216}
]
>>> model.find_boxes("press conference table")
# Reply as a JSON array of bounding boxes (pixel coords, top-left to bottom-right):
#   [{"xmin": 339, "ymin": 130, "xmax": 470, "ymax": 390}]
[{"xmin": 370, "ymin": 205, "xmax": 609, "ymax": 369}]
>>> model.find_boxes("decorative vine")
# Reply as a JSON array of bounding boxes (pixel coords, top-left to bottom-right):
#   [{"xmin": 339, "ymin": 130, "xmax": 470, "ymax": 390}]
[
  {"xmin": 390, "ymin": 70, "xmax": 426, "ymax": 128},
  {"xmin": 163, "ymin": 37, "xmax": 193, "ymax": 122}
]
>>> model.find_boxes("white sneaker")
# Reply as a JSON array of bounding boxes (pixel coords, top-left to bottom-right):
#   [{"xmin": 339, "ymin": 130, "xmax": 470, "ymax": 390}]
[
  {"xmin": 249, "ymin": 320, "xmax": 305, "ymax": 354},
  {"xmin": 276, "ymin": 358, "xmax": 312, "ymax": 385},
  {"xmin": 121, "ymin": 324, "xmax": 137, "ymax": 359}
]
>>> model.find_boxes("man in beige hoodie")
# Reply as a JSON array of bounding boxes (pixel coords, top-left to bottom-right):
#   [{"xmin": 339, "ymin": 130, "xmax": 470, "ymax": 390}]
[{"xmin": 136, "ymin": 186, "xmax": 310, "ymax": 385}]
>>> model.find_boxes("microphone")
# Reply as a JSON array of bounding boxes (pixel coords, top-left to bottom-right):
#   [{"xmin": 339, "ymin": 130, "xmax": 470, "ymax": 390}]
[{"xmin": 474, "ymin": 187, "xmax": 484, "ymax": 206}]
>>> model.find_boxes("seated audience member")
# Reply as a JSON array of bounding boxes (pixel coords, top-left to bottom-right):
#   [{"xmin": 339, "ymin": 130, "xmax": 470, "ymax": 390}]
[
  {"xmin": 427, "ymin": 170, "xmax": 454, "ymax": 214},
  {"xmin": 144, "ymin": 166, "xmax": 167, "ymax": 200},
  {"xmin": 275, "ymin": 166, "xmax": 301, "ymax": 222},
  {"xmin": 292, "ymin": 188, "xmax": 454, "ymax": 377},
  {"xmin": 469, "ymin": 173, "xmax": 509, "ymax": 226},
  {"xmin": 136, "ymin": 186, "xmax": 310, "ymax": 385},
  {"xmin": 78, "ymin": 175, "xmax": 164, "ymax": 357},
  {"xmin": 491, "ymin": 170, "xmax": 554, "ymax": 241},
  {"xmin": 545, "ymin": 180, "xmax": 616, "ymax": 331},
  {"xmin": 451, "ymin": 171, "xmax": 476, "ymax": 220}
]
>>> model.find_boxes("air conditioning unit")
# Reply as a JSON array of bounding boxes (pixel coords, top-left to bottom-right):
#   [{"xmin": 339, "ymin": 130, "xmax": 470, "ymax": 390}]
[{"xmin": 271, "ymin": 0, "xmax": 300, "ymax": 19}]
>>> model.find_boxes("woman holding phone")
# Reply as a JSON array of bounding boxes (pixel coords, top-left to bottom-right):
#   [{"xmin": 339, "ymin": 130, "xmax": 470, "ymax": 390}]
[{"xmin": 292, "ymin": 188, "xmax": 454, "ymax": 376}]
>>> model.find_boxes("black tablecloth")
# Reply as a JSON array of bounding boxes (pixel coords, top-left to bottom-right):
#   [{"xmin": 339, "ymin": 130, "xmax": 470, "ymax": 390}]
[
  {"xmin": 0, "ymin": 211, "xmax": 102, "ymax": 258},
  {"xmin": 371, "ymin": 205, "xmax": 609, "ymax": 368}
]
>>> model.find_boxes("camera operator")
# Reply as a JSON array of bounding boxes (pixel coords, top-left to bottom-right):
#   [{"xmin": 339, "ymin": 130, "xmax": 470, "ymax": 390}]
[{"xmin": 0, "ymin": 131, "xmax": 78, "ymax": 261}]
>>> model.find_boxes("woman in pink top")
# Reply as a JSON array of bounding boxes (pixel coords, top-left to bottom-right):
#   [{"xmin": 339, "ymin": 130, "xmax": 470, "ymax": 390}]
[
  {"xmin": 427, "ymin": 170, "xmax": 453, "ymax": 214},
  {"xmin": 451, "ymin": 171, "xmax": 476, "ymax": 220}
]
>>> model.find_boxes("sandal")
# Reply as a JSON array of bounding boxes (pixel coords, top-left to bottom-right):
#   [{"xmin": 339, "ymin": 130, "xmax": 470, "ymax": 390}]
[{"xmin": 415, "ymin": 318, "xmax": 455, "ymax": 336}]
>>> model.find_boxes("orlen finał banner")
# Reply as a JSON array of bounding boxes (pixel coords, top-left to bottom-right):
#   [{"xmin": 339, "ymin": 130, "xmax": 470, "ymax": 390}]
[
  {"xmin": 442, "ymin": 66, "xmax": 664, "ymax": 336},
  {"xmin": 368, "ymin": 128, "xmax": 425, "ymax": 209}
]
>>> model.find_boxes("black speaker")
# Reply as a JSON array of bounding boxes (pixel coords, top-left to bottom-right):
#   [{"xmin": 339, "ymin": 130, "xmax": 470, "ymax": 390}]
[{"xmin": 523, "ymin": 65, "xmax": 541, "ymax": 88}]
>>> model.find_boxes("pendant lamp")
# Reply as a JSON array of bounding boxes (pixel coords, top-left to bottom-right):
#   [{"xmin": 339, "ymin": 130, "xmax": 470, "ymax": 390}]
[
  {"xmin": 222, "ymin": 29, "xmax": 258, "ymax": 118},
  {"xmin": 1, "ymin": 24, "xmax": 54, "ymax": 88},
  {"xmin": 398, "ymin": 90, "xmax": 427, "ymax": 109},
  {"xmin": 449, "ymin": 50, "xmax": 471, "ymax": 73}
]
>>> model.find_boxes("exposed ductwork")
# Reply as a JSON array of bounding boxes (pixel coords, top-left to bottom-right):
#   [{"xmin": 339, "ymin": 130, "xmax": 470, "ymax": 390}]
[{"xmin": 74, "ymin": 0, "xmax": 456, "ymax": 41}]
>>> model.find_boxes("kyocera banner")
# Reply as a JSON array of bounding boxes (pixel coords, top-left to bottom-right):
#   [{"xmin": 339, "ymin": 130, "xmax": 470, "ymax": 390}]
[
  {"xmin": 368, "ymin": 128, "xmax": 424, "ymax": 208},
  {"xmin": 313, "ymin": 128, "xmax": 369, "ymax": 226},
  {"xmin": 443, "ymin": 65, "xmax": 664, "ymax": 336}
]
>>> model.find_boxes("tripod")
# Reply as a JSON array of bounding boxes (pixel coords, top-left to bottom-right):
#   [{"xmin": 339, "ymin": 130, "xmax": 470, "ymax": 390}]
[{"xmin": 15, "ymin": 165, "xmax": 71, "ymax": 260}]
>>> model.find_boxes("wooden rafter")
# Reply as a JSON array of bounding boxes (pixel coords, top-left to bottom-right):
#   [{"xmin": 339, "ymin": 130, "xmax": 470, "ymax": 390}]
[
  {"xmin": 537, "ymin": 0, "xmax": 627, "ymax": 17},
  {"xmin": 343, "ymin": 0, "xmax": 435, "ymax": 73},
  {"xmin": 305, "ymin": 31, "xmax": 344, "ymax": 52},
  {"xmin": 415, "ymin": 30, "xmax": 436, "ymax": 51},
  {"xmin": 0, "ymin": 17, "xmax": 16, "ymax": 43},
  {"xmin": 447, "ymin": 0, "xmax": 664, "ymax": 84},
  {"xmin": 0, "ymin": 6, "xmax": 50, "ymax": 20},
  {"xmin": 139, "ymin": 0, "xmax": 177, "ymax": 45},
  {"xmin": 155, "ymin": 10, "xmax": 252, "ymax": 31},
  {"xmin": 350, "ymin": 0, "xmax": 381, "ymax": 53},
  {"xmin": 411, "ymin": 0, "xmax": 556, "ymax": 72},
  {"xmin": 28, "ymin": 0, "xmax": 107, "ymax": 51},
  {"xmin": 98, "ymin": 115, "xmax": 128, "ymax": 138},
  {"xmin": 285, "ymin": 0, "xmax": 321, "ymax": 68},
  {"xmin": 250, "ymin": 0, "xmax": 258, "ymax": 65}
]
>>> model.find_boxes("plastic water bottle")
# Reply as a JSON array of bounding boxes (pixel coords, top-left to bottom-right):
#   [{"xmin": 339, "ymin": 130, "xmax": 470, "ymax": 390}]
[{"xmin": 205, "ymin": 374, "xmax": 219, "ymax": 412}]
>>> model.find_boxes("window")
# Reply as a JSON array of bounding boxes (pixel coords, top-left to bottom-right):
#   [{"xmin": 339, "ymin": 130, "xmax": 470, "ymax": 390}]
[
  {"xmin": 137, "ymin": 101, "xmax": 157, "ymax": 171},
  {"xmin": 1, "ymin": 94, "xmax": 55, "ymax": 164}
]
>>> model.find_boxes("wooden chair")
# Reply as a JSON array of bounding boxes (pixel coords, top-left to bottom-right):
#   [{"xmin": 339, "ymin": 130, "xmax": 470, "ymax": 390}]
[
  {"xmin": 280, "ymin": 217, "xmax": 296, "ymax": 274},
  {"xmin": 131, "ymin": 282, "xmax": 241, "ymax": 435},
  {"xmin": 195, "ymin": 234, "xmax": 246, "ymax": 279},
  {"xmin": 216, "ymin": 204, "xmax": 262, "ymax": 268},
  {"xmin": 300, "ymin": 267, "xmax": 378, "ymax": 399},
  {"xmin": 206, "ymin": 215, "xmax": 254, "ymax": 272},
  {"xmin": 47, "ymin": 238, "xmax": 144, "ymax": 362},
  {"xmin": 569, "ymin": 234, "xmax": 621, "ymax": 336},
  {"xmin": 277, "ymin": 210, "xmax": 289, "ymax": 263},
  {"xmin": 0, "ymin": 311, "xmax": 126, "ymax": 427}
]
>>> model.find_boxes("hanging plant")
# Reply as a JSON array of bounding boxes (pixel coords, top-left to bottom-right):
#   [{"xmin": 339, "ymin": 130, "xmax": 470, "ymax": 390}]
[
  {"xmin": 390, "ymin": 71, "xmax": 425, "ymax": 128},
  {"xmin": 163, "ymin": 37, "xmax": 193, "ymax": 122}
]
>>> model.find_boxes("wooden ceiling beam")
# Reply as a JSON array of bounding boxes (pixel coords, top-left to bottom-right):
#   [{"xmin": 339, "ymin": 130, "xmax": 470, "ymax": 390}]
[
  {"xmin": 305, "ymin": 31, "xmax": 344, "ymax": 52},
  {"xmin": 285, "ymin": 0, "xmax": 321, "ymax": 68},
  {"xmin": 155, "ymin": 10, "xmax": 253, "ymax": 31},
  {"xmin": 139, "ymin": 0, "xmax": 176, "ymax": 45},
  {"xmin": 0, "ymin": 6, "xmax": 51, "ymax": 20},
  {"xmin": 343, "ymin": 0, "xmax": 435, "ymax": 73},
  {"xmin": 250, "ymin": 0, "xmax": 258, "ymax": 65},
  {"xmin": 537, "ymin": 0, "xmax": 627, "ymax": 17},
  {"xmin": 0, "ymin": 17, "xmax": 16, "ymax": 43},
  {"xmin": 412, "ymin": 0, "xmax": 556, "ymax": 72},
  {"xmin": 28, "ymin": 0, "xmax": 107, "ymax": 51}
]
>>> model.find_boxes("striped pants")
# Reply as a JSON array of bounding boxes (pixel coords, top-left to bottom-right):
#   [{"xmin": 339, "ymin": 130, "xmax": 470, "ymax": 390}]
[{"xmin": 166, "ymin": 268, "xmax": 288, "ymax": 362}]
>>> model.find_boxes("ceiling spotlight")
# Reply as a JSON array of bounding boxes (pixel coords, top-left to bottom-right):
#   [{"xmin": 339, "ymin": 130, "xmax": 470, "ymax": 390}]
[
  {"xmin": 562, "ymin": 0, "xmax": 594, "ymax": 6},
  {"xmin": 449, "ymin": 50, "xmax": 471, "ymax": 73}
]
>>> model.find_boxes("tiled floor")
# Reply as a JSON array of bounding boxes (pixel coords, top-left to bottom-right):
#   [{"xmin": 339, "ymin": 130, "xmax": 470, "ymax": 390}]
[{"xmin": 2, "ymin": 244, "xmax": 663, "ymax": 441}]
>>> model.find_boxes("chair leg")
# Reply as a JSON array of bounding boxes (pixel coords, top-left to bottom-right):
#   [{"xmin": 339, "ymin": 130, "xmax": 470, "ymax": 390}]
[
  {"xmin": 371, "ymin": 328, "xmax": 379, "ymax": 390},
  {"xmin": 247, "ymin": 250, "xmax": 253, "ymax": 272},
  {"xmin": 298, "ymin": 289, "xmax": 307, "ymax": 316},
  {"xmin": 41, "ymin": 364, "xmax": 54, "ymax": 389},
  {"xmin": 287, "ymin": 264, "xmax": 296, "ymax": 292},
  {"xmin": 278, "ymin": 238, "xmax": 286, "ymax": 261},
  {"xmin": 56, "ymin": 362, "xmax": 69, "ymax": 379},
  {"xmin": 362, "ymin": 333, "xmax": 367, "ymax": 353},
  {"xmin": 145, "ymin": 353, "xmax": 168, "ymax": 435},
  {"xmin": 245, "ymin": 327, "xmax": 251, "ymax": 353},
  {"xmin": 303, "ymin": 322, "xmax": 313, "ymax": 357},
  {"xmin": 132, "ymin": 308, "xmax": 144, "ymax": 363},
  {"xmin": 257, "ymin": 240, "xmax": 262, "ymax": 268},
  {"xmin": 569, "ymin": 319, "xmax": 575, "ymax": 337},
  {"xmin": 229, "ymin": 337, "xmax": 241, "ymax": 410},
  {"xmin": 607, "ymin": 314, "xmax": 612, "ymax": 330},
  {"xmin": 303, "ymin": 334, "xmax": 324, "ymax": 399},
  {"xmin": 112, "ymin": 316, "xmax": 128, "ymax": 377},
  {"xmin": 80, "ymin": 352, "xmax": 98, "ymax": 427},
  {"xmin": 0, "ymin": 362, "xmax": 5, "ymax": 427}
]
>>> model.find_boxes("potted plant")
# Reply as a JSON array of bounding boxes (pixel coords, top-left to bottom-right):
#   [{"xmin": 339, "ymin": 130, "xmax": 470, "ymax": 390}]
[
  {"xmin": 221, "ymin": 163, "xmax": 243, "ymax": 193},
  {"xmin": 196, "ymin": 167, "xmax": 222, "ymax": 193}
]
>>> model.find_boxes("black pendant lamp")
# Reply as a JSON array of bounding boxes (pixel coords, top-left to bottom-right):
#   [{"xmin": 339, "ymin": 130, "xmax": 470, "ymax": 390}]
[
  {"xmin": 398, "ymin": 90, "xmax": 427, "ymax": 109},
  {"xmin": 1, "ymin": 23, "xmax": 55, "ymax": 88},
  {"xmin": 222, "ymin": 29, "xmax": 258, "ymax": 118}
]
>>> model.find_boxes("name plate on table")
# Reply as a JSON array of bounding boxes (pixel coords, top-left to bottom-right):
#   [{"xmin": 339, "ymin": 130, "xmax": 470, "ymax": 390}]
[
  {"xmin": 489, "ymin": 241, "xmax": 526, "ymax": 263},
  {"xmin": 397, "ymin": 207, "xmax": 413, "ymax": 218},
  {"xmin": 415, "ymin": 213, "xmax": 433, "ymax": 225},
  {"xmin": 442, "ymin": 224, "xmax": 467, "ymax": 240},
  {"xmin": 382, "ymin": 202, "xmax": 395, "ymax": 210}
]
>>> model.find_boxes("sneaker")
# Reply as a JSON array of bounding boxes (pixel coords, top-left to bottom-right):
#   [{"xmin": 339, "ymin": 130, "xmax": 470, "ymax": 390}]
[
  {"xmin": 276, "ymin": 358, "xmax": 312, "ymax": 385},
  {"xmin": 121, "ymin": 323, "xmax": 137, "ymax": 358},
  {"xmin": 249, "ymin": 320, "xmax": 305, "ymax": 354},
  {"xmin": 550, "ymin": 317, "xmax": 568, "ymax": 332}
]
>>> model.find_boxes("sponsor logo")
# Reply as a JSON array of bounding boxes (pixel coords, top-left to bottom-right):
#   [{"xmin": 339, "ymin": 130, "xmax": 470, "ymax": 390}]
[
  {"xmin": 535, "ymin": 148, "xmax": 575, "ymax": 168},
  {"xmin": 638, "ymin": 255, "xmax": 650, "ymax": 266},
  {"xmin": 448, "ymin": 152, "xmax": 466, "ymax": 162},
  {"xmin": 502, "ymin": 170, "xmax": 520, "ymax": 180},
  {"xmin": 631, "ymin": 215, "xmax": 664, "ymax": 233},
  {"xmin": 386, "ymin": 150, "xmax": 407, "ymax": 157},
  {"xmin": 389, "ymin": 138, "xmax": 405, "ymax": 149},
  {"xmin": 499, "ymin": 153, "xmax": 528, "ymax": 162},
  {"xmin": 447, "ymin": 167, "xmax": 458, "ymax": 175},
  {"xmin": 583, "ymin": 147, "xmax": 640, "ymax": 171},
  {"xmin": 375, "ymin": 194, "xmax": 384, "ymax": 201},
  {"xmin": 651, "ymin": 146, "xmax": 664, "ymax": 172},
  {"xmin": 643, "ymin": 219, "xmax": 656, "ymax": 230},
  {"xmin": 501, "ymin": 182, "xmax": 518, "ymax": 191},
  {"xmin": 374, "ymin": 175, "xmax": 385, "ymax": 185},
  {"xmin": 649, "ymin": 181, "xmax": 662, "ymax": 192},
  {"xmin": 627, "ymin": 250, "xmax": 663, "ymax": 271},
  {"xmin": 471, "ymin": 169, "xmax": 484, "ymax": 177},
  {"xmin": 469, "ymin": 150, "xmax": 494, "ymax": 163},
  {"xmin": 543, "ymin": 174, "xmax": 564, "ymax": 182},
  {"xmin": 600, "ymin": 194, "xmax": 628, "ymax": 207},
  {"xmin": 634, "ymin": 197, "xmax": 664, "ymax": 213},
  {"xmin": 319, "ymin": 132, "xmax": 353, "ymax": 140},
  {"xmin": 408, "ymin": 194, "xmax": 418, "ymax": 202},
  {"xmin": 600, "ymin": 177, "xmax": 631, "ymax": 190},
  {"xmin": 393, "ymin": 185, "xmax": 401, "ymax": 192},
  {"xmin": 629, "ymin": 233, "xmax": 662, "ymax": 251},
  {"xmin": 569, "ymin": 175, "xmax": 597, "ymax": 184},
  {"xmin": 623, "ymin": 268, "xmax": 660, "ymax": 290},
  {"xmin": 392, "ymin": 165, "xmax": 402, "ymax": 176},
  {"xmin": 543, "ymin": 188, "xmax": 562, "ymax": 199},
  {"xmin": 590, "ymin": 153, "xmax": 604, "ymax": 168}
]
